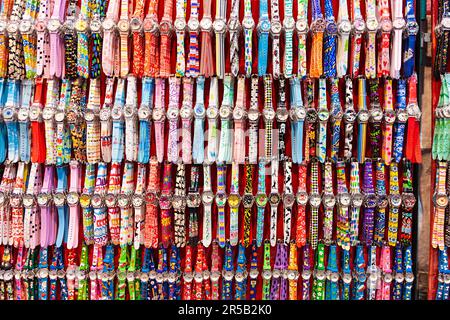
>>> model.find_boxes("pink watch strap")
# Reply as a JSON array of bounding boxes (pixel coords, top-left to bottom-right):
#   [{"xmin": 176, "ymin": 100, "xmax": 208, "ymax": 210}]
[
  {"xmin": 49, "ymin": 0, "xmax": 66, "ymax": 78},
  {"xmin": 67, "ymin": 161, "xmax": 81, "ymax": 249},
  {"xmin": 154, "ymin": 78, "xmax": 166, "ymax": 163},
  {"xmin": 39, "ymin": 165, "xmax": 55, "ymax": 248}
]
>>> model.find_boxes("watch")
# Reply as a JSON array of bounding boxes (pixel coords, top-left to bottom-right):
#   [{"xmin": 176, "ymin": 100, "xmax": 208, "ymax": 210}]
[
  {"xmin": 192, "ymin": 76, "xmax": 206, "ymax": 164},
  {"xmin": 213, "ymin": 0, "xmax": 227, "ymax": 79},
  {"xmin": 228, "ymin": 162, "xmax": 241, "ymax": 246},
  {"xmin": 257, "ymin": 0, "xmax": 271, "ymax": 76},
  {"xmin": 217, "ymin": 75, "xmax": 234, "ymax": 164},
  {"xmin": 290, "ymin": 77, "xmax": 306, "ymax": 164},
  {"xmin": 242, "ymin": 0, "xmax": 255, "ymax": 77},
  {"xmin": 322, "ymin": 161, "xmax": 336, "ymax": 243}
]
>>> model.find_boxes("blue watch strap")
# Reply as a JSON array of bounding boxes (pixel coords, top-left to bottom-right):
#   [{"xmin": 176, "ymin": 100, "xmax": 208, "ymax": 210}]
[
  {"xmin": 55, "ymin": 165, "xmax": 68, "ymax": 248},
  {"xmin": 258, "ymin": 32, "xmax": 269, "ymax": 76},
  {"xmin": 137, "ymin": 77, "xmax": 154, "ymax": 164},
  {"xmin": 323, "ymin": 0, "xmax": 337, "ymax": 77},
  {"xmin": 393, "ymin": 79, "xmax": 407, "ymax": 163},
  {"xmin": 325, "ymin": 244, "xmax": 339, "ymax": 300}
]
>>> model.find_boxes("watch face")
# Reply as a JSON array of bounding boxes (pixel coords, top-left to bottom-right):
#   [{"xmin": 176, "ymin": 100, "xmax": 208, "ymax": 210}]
[
  {"xmin": 3, "ymin": 107, "xmax": 15, "ymax": 120},
  {"xmin": 129, "ymin": 17, "xmax": 142, "ymax": 31},
  {"xmin": 242, "ymin": 17, "xmax": 255, "ymax": 30},
  {"xmin": 75, "ymin": 19, "xmax": 89, "ymax": 32},
  {"xmin": 159, "ymin": 20, "xmax": 173, "ymax": 34},
  {"xmin": 393, "ymin": 18, "xmax": 406, "ymax": 30},
  {"xmin": 159, "ymin": 195, "xmax": 173, "ymax": 209},
  {"xmin": 22, "ymin": 194, "xmax": 34, "ymax": 207},
  {"xmin": 143, "ymin": 18, "xmax": 159, "ymax": 33},
  {"xmin": 102, "ymin": 18, "xmax": 116, "ymax": 31},
  {"xmin": 186, "ymin": 193, "xmax": 201, "ymax": 207},
  {"xmin": 200, "ymin": 17, "xmax": 213, "ymax": 31},
  {"xmin": 434, "ymin": 193, "xmax": 449, "ymax": 208},
  {"xmin": 172, "ymin": 195, "xmax": 186, "ymax": 210},
  {"xmin": 283, "ymin": 194, "xmax": 295, "ymax": 207},
  {"xmin": 202, "ymin": 191, "xmax": 214, "ymax": 204},
  {"xmin": 255, "ymin": 193, "xmax": 268, "ymax": 207},
  {"xmin": 352, "ymin": 193, "xmax": 364, "ymax": 207},
  {"xmin": 66, "ymin": 192, "xmax": 79, "ymax": 205},
  {"xmin": 442, "ymin": 17, "xmax": 450, "ymax": 30},
  {"xmin": 228, "ymin": 194, "xmax": 241, "ymax": 208},
  {"xmin": 296, "ymin": 191, "xmax": 308, "ymax": 205},
  {"xmin": 118, "ymin": 194, "xmax": 130, "ymax": 208},
  {"xmin": 325, "ymin": 20, "xmax": 338, "ymax": 35},
  {"xmin": 380, "ymin": 19, "xmax": 393, "ymax": 32},
  {"xmin": 338, "ymin": 193, "xmax": 351, "ymax": 207},
  {"xmin": 99, "ymin": 108, "xmax": 111, "ymax": 121},
  {"xmin": 247, "ymin": 109, "xmax": 260, "ymax": 121},
  {"xmin": 212, "ymin": 19, "xmax": 226, "ymax": 33},
  {"xmin": 323, "ymin": 194, "xmax": 336, "ymax": 208},
  {"xmin": 384, "ymin": 110, "xmax": 396, "ymax": 124},
  {"xmin": 258, "ymin": 19, "xmax": 271, "ymax": 33},
  {"xmin": 152, "ymin": 108, "xmax": 165, "ymax": 121},
  {"xmin": 91, "ymin": 194, "xmax": 103, "ymax": 208},
  {"xmin": 105, "ymin": 193, "xmax": 117, "ymax": 207},
  {"xmin": 167, "ymin": 107, "xmax": 179, "ymax": 120},
  {"xmin": 84, "ymin": 110, "xmax": 95, "ymax": 122},
  {"xmin": 389, "ymin": 194, "xmax": 402, "ymax": 207},
  {"xmin": 194, "ymin": 104, "xmax": 205, "ymax": 118},
  {"xmin": 174, "ymin": 18, "xmax": 186, "ymax": 31},
  {"xmin": 407, "ymin": 103, "xmax": 421, "ymax": 118},
  {"xmin": 357, "ymin": 109, "xmax": 370, "ymax": 123},
  {"xmin": 295, "ymin": 19, "xmax": 308, "ymax": 33},
  {"xmin": 396, "ymin": 109, "xmax": 408, "ymax": 123},
  {"xmin": 353, "ymin": 19, "xmax": 366, "ymax": 33},
  {"xmin": 242, "ymin": 194, "xmax": 254, "ymax": 208},
  {"xmin": 370, "ymin": 108, "xmax": 383, "ymax": 122},
  {"xmin": 79, "ymin": 193, "xmax": 92, "ymax": 208},
  {"xmin": 7, "ymin": 21, "xmax": 18, "ymax": 33},
  {"xmin": 269, "ymin": 193, "xmax": 281, "ymax": 206},
  {"xmin": 366, "ymin": 18, "xmax": 379, "ymax": 32},
  {"xmin": 37, "ymin": 193, "xmax": 51, "ymax": 206},
  {"xmin": 233, "ymin": 107, "xmax": 246, "ymax": 120},
  {"xmin": 219, "ymin": 106, "xmax": 232, "ymax": 119},
  {"xmin": 180, "ymin": 106, "xmax": 193, "ymax": 119},
  {"xmin": 90, "ymin": 19, "xmax": 102, "ymax": 32},
  {"xmin": 123, "ymin": 105, "xmax": 135, "ymax": 118},
  {"xmin": 35, "ymin": 20, "xmax": 47, "ymax": 32},
  {"xmin": 206, "ymin": 106, "xmax": 219, "ymax": 119},
  {"xmin": 270, "ymin": 20, "xmax": 282, "ymax": 35},
  {"xmin": 364, "ymin": 194, "xmax": 377, "ymax": 208},
  {"xmin": 276, "ymin": 108, "xmax": 289, "ymax": 122},
  {"xmin": 338, "ymin": 20, "xmax": 352, "ymax": 34},
  {"xmin": 138, "ymin": 107, "xmax": 151, "ymax": 119},
  {"xmin": 306, "ymin": 108, "xmax": 318, "ymax": 122},
  {"xmin": 283, "ymin": 17, "xmax": 295, "ymax": 30},
  {"xmin": 402, "ymin": 193, "xmax": 416, "ymax": 209},
  {"xmin": 318, "ymin": 108, "xmax": 330, "ymax": 121},
  {"xmin": 215, "ymin": 193, "xmax": 227, "ymax": 207},
  {"xmin": 146, "ymin": 192, "xmax": 158, "ymax": 205},
  {"xmin": 53, "ymin": 192, "xmax": 65, "ymax": 206},
  {"xmin": 309, "ymin": 193, "xmax": 321, "ymax": 207},
  {"xmin": 295, "ymin": 107, "xmax": 307, "ymax": 120},
  {"xmin": 311, "ymin": 18, "xmax": 326, "ymax": 33},
  {"xmin": 19, "ymin": 20, "xmax": 32, "ymax": 33},
  {"xmin": 29, "ymin": 105, "xmax": 42, "ymax": 121},
  {"xmin": 263, "ymin": 108, "xmax": 275, "ymax": 121},
  {"xmin": 188, "ymin": 18, "xmax": 200, "ymax": 32},
  {"xmin": 344, "ymin": 109, "xmax": 357, "ymax": 122},
  {"xmin": 111, "ymin": 106, "xmax": 123, "ymax": 120},
  {"xmin": 17, "ymin": 108, "xmax": 29, "ymax": 121}
]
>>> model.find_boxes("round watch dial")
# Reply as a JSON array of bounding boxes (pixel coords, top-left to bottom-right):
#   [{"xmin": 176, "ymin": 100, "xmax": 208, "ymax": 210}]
[
  {"xmin": 188, "ymin": 18, "xmax": 200, "ymax": 32},
  {"xmin": 269, "ymin": 193, "xmax": 281, "ymax": 206},
  {"xmin": 242, "ymin": 194, "xmax": 254, "ymax": 208},
  {"xmin": 365, "ymin": 194, "xmax": 377, "ymax": 208},
  {"xmin": 206, "ymin": 107, "xmax": 219, "ymax": 119},
  {"xmin": 353, "ymin": 19, "xmax": 366, "ymax": 33},
  {"xmin": 344, "ymin": 109, "xmax": 357, "ymax": 122},
  {"xmin": 200, "ymin": 17, "xmax": 213, "ymax": 31},
  {"xmin": 270, "ymin": 21, "xmax": 282, "ymax": 35},
  {"xmin": 258, "ymin": 19, "xmax": 271, "ymax": 33},
  {"xmin": 338, "ymin": 20, "xmax": 352, "ymax": 34},
  {"xmin": 215, "ymin": 193, "xmax": 227, "ymax": 207},
  {"xmin": 138, "ymin": 107, "xmax": 151, "ymax": 119},
  {"xmin": 384, "ymin": 110, "xmax": 396, "ymax": 124},
  {"xmin": 102, "ymin": 18, "xmax": 116, "ymax": 31},
  {"xmin": 318, "ymin": 109, "xmax": 330, "ymax": 121},
  {"xmin": 233, "ymin": 107, "xmax": 246, "ymax": 120},
  {"xmin": 325, "ymin": 20, "xmax": 338, "ymax": 35},
  {"xmin": 219, "ymin": 106, "xmax": 232, "ymax": 119},
  {"xmin": 99, "ymin": 108, "xmax": 111, "ymax": 121},
  {"xmin": 79, "ymin": 193, "xmax": 91, "ymax": 208},
  {"xmin": 212, "ymin": 19, "xmax": 226, "ymax": 33},
  {"xmin": 338, "ymin": 193, "xmax": 351, "ymax": 207},
  {"xmin": 247, "ymin": 109, "xmax": 260, "ymax": 121},
  {"xmin": 255, "ymin": 193, "xmax": 268, "ymax": 207},
  {"xmin": 393, "ymin": 18, "xmax": 406, "ymax": 29},
  {"xmin": 358, "ymin": 109, "xmax": 370, "ymax": 123},
  {"xmin": 242, "ymin": 17, "xmax": 255, "ymax": 30},
  {"xmin": 180, "ymin": 106, "xmax": 193, "ymax": 119},
  {"xmin": 389, "ymin": 194, "xmax": 402, "ymax": 207},
  {"xmin": 370, "ymin": 108, "xmax": 383, "ymax": 122},
  {"xmin": 295, "ymin": 19, "xmax": 308, "ymax": 33},
  {"xmin": 380, "ymin": 19, "xmax": 393, "ymax": 32},
  {"xmin": 90, "ymin": 19, "xmax": 102, "ymax": 32},
  {"xmin": 283, "ymin": 194, "xmax": 295, "ymax": 207},
  {"xmin": 283, "ymin": 17, "xmax": 295, "ymax": 30},
  {"xmin": 6, "ymin": 21, "xmax": 18, "ymax": 34},
  {"xmin": 143, "ymin": 18, "xmax": 159, "ymax": 33},
  {"xmin": 53, "ymin": 193, "xmax": 65, "ymax": 206},
  {"xmin": 66, "ymin": 192, "xmax": 79, "ymax": 205},
  {"xmin": 396, "ymin": 109, "xmax": 408, "ymax": 123},
  {"xmin": 19, "ymin": 20, "xmax": 33, "ymax": 33},
  {"xmin": 228, "ymin": 194, "xmax": 241, "ymax": 207},
  {"xmin": 352, "ymin": 193, "xmax": 364, "ymax": 207},
  {"xmin": 152, "ymin": 108, "xmax": 165, "ymax": 121},
  {"xmin": 366, "ymin": 18, "xmax": 379, "ymax": 32},
  {"xmin": 323, "ymin": 194, "xmax": 336, "ymax": 208},
  {"xmin": 202, "ymin": 191, "xmax": 214, "ymax": 204},
  {"xmin": 276, "ymin": 108, "xmax": 289, "ymax": 122},
  {"xmin": 174, "ymin": 18, "xmax": 186, "ymax": 31},
  {"xmin": 17, "ymin": 108, "xmax": 29, "ymax": 121},
  {"xmin": 296, "ymin": 191, "xmax": 308, "ymax": 205},
  {"xmin": 263, "ymin": 108, "xmax": 275, "ymax": 121},
  {"xmin": 167, "ymin": 107, "xmax": 179, "ymax": 120}
]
